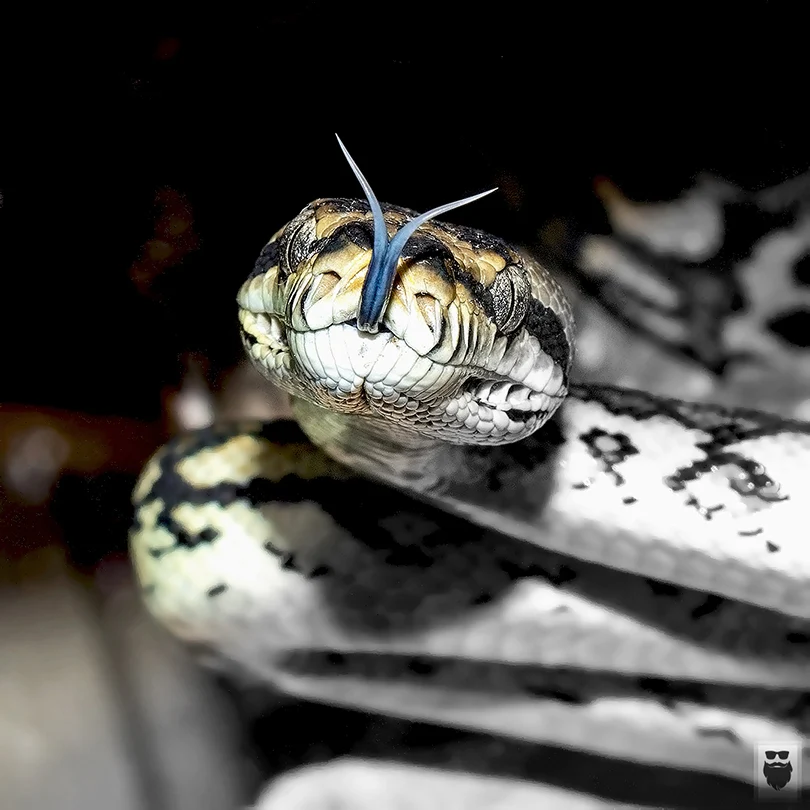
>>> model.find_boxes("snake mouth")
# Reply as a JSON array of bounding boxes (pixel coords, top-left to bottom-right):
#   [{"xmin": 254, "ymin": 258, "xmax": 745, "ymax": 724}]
[{"xmin": 240, "ymin": 309, "xmax": 565, "ymax": 442}]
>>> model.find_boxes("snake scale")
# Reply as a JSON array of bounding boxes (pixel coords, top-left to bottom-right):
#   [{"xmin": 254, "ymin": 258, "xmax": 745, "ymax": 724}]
[{"xmin": 130, "ymin": 138, "xmax": 810, "ymax": 802}]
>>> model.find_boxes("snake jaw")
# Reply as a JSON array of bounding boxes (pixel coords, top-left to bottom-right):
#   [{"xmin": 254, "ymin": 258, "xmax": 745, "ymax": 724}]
[{"xmin": 242, "ymin": 316, "xmax": 565, "ymax": 444}]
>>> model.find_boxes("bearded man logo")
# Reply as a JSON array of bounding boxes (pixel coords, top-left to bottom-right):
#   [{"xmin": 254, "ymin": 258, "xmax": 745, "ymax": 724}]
[{"xmin": 763, "ymin": 749, "xmax": 793, "ymax": 791}]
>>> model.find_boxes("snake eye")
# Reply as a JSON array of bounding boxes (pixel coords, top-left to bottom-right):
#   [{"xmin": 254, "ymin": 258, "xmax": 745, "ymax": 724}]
[{"xmin": 490, "ymin": 266, "xmax": 529, "ymax": 334}]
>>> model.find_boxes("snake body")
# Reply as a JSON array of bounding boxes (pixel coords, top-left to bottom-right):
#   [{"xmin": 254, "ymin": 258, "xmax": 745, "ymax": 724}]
[{"xmin": 130, "ymin": 143, "xmax": 810, "ymax": 794}]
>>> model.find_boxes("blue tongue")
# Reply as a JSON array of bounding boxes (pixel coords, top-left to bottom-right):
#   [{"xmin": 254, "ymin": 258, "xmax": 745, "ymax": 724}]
[{"xmin": 335, "ymin": 134, "xmax": 496, "ymax": 333}]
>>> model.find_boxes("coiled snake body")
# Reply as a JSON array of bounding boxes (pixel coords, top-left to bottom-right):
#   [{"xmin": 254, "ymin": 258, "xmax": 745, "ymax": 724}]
[{"xmin": 130, "ymin": 141, "xmax": 810, "ymax": 799}]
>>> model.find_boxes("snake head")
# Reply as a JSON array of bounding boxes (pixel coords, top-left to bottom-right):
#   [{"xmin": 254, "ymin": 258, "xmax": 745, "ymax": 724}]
[{"xmin": 237, "ymin": 140, "xmax": 574, "ymax": 446}]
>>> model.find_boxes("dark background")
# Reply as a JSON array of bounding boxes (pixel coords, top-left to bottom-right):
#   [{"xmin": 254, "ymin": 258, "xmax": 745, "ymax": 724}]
[{"xmin": 4, "ymin": 7, "xmax": 809, "ymax": 420}]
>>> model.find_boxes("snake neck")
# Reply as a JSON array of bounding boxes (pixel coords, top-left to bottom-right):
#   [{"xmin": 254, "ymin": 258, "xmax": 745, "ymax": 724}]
[{"xmin": 291, "ymin": 397, "xmax": 456, "ymax": 488}]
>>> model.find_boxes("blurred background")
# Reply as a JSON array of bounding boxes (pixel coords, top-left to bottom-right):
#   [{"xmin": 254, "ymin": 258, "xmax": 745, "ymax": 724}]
[{"xmin": 2, "ymin": 7, "xmax": 809, "ymax": 809}]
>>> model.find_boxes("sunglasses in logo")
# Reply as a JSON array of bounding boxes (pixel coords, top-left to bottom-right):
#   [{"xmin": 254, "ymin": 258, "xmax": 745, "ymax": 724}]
[{"xmin": 765, "ymin": 751, "xmax": 790, "ymax": 760}]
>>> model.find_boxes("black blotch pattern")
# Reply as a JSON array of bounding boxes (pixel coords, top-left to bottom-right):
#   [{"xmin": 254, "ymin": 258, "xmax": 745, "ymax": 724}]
[
  {"xmin": 522, "ymin": 299, "xmax": 571, "ymax": 379},
  {"xmin": 133, "ymin": 420, "xmax": 325, "ymax": 562},
  {"xmin": 579, "ymin": 427, "xmax": 640, "ymax": 486},
  {"xmin": 141, "ymin": 422, "xmax": 516, "ymax": 613},
  {"xmin": 738, "ymin": 527, "xmax": 763, "ymax": 537},
  {"xmin": 147, "ymin": 473, "xmax": 323, "ymax": 557},
  {"xmin": 622, "ymin": 496, "xmax": 638, "ymax": 504},
  {"xmin": 279, "ymin": 553, "xmax": 297, "ymax": 570},
  {"xmin": 548, "ymin": 564, "xmax": 578, "ymax": 586},
  {"xmin": 636, "ymin": 677, "xmax": 709, "ymax": 707},
  {"xmin": 148, "ymin": 524, "xmax": 221, "ymax": 559},
  {"xmin": 644, "ymin": 579, "xmax": 683, "ymax": 597},
  {"xmin": 666, "ymin": 448, "xmax": 785, "ymax": 520},
  {"xmin": 682, "ymin": 495, "xmax": 723, "ymax": 521},
  {"xmin": 262, "ymin": 542, "xmax": 332, "ymax": 582},
  {"xmin": 470, "ymin": 592, "xmax": 495, "ymax": 606},
  {"xmin": 793, "ymin": 252, "xmax": 810, "ymax": 287},
  {"xmin": 316, "ymin": 220, "xmax": 374, "ymax": 256},
  {"xmin": 326, "ymin": 652, "xmax": 346, "ymax": 666},
  {"xmin": 207, "ymin": 584, "xmax": 227, "ymax": 597},
  {"xmin": 408, "ymin": 658, "xmax": 436, "ymax": 677},
  {"xmin": 141, "ymin": 421, "xmax": 301, "ymax": 498},
  {"xmin": 689, "ymin": 595, "xmax": 725, "ymax": 620},
  {"xmin": 519, "ymin": 386, "xmax": 806, "ymax": 557},
  {"xmin": 574, "ymin": 386, "xmax": 801, "ymax": 519},
  {"xmin": 247, "ymin": 239, "xmax": 280, "ymax": 280},
  {"xmin": 766, "ymin": 540, "xmax": 780, "ymax": 552},
  {"xmin": 786, "ymin": 632, "xmax": 810, "ymax": 644},
  {"xmin": 524, "ymin": 686, "xmax": 584, "ymax": 704},
  {"xmin": 766, "ymin": 307, "xmax": 810, "ymax": 348},
  {"xmin": 261, "ymin": 539, "xmax": 312, "ymax": 577}
]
